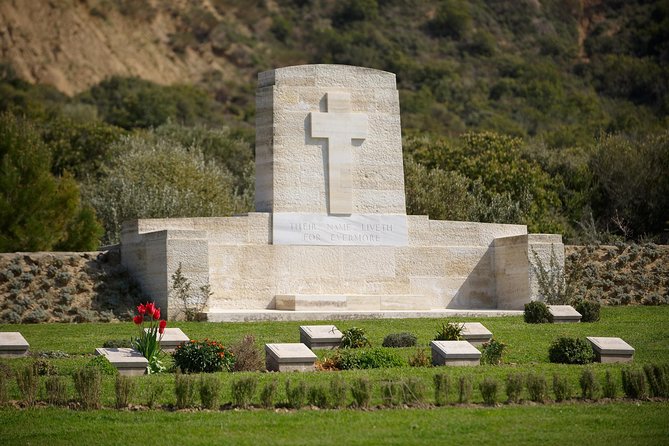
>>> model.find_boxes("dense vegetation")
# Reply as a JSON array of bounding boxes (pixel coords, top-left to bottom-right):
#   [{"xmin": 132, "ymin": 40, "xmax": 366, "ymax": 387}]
[{"xmin": 1, "ymin": 0, "xmax": 668, "ymax": 249}]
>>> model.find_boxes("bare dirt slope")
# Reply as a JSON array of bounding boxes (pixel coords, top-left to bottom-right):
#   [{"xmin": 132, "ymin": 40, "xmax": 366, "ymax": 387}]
[{"xmin": 0, "ymin": 0, "xmax": 242, "ymax": 95}]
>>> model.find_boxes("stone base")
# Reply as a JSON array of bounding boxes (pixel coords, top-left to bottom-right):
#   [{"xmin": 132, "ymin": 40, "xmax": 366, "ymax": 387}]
[
  {"xmin": 0, "ymin": 332, "xmax": 29, "ymax": 358},
  {"xmin": 206, "ymin": 309, "xmax": 523, "ymax": 322},
  {"xmin": 299, "ymin": 325, "xmax": 342, "ymax": 349},
  {"xmin": 431, "ymin": 340, "xmax": 481, "ymax": 367},
  {"xmin": 587, "ymin": 337, "xmax": 634, "ymax": 363},
  {"xmin": 548, "ymin": 305, "xmax": 582, "ymax": 323},
  {"xmin": 460, "ymin": 322, "xmax": 493, "ymax": 346},
  {"xmin": 95, "ymin": 348, "xmax": 148, "ymax": 376},
  {"xmin": 265, "ymin": 343, "xmax": 317, "ymax": 372},
  {"xmin": 150, "ymin": 327, "xmax": 190, "ymax": 353},
  {"xmin": 275, "ymin": 294, "xmax": 431, "ymax": 311}
]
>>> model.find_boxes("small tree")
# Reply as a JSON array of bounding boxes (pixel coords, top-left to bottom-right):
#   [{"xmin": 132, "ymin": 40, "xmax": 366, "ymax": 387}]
[
  {"xmin": 171, "ymin": 263, "xmax": 211, "ymax": 321},
  {"xmin": 531, "ymin": 245, "xmax": 573, "ymax": 305}
]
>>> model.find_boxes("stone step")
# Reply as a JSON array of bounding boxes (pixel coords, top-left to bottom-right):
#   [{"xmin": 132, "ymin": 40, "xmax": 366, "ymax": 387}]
[{"xmin": 274, "ymin": 294, "xmax": 432, "ymax": 311}]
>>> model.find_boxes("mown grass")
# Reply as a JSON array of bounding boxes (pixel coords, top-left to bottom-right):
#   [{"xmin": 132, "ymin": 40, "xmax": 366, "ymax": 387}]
[{"xmin": 0, "ymin": 306, "xmax": 668, "ymax": 445}]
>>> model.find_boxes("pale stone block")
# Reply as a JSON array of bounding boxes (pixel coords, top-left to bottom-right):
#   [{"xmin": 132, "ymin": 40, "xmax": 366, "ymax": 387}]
[
  {"xmin": 265, "ymin": 343, "xmax": 317, "ymax": 372},
  {"xmin": 299, "ymin": 325, "xmax": 342, "ymax": 349},
  {"xmin": 0, "ymin": 332, "xmax": 29, "ymax": 357},
  {"xmin": 145, "ymin": 327, "xmax": 189, "ymax": 352},
  {"xmin": 346, "ymin": 294, "xmax": 382, "ymax": 310},
  {"xmin": 380, "ymin": 295, "xmax": 432, "ymax": 310},
  {"xmin": 275, "ymin": 295, "xmax": 347, "ymax": 311},
  {"xmin": 587, "ymin": 337, "xmax": 635, "ymax": 363},
  {"xmin": 431, "ymin": 341, "xmax": 481, "ymax": 366},
  {"xmin": 95, "ymin": 348, "xmax": 148, "ymax": 376},
  {"xmin": 460, "ymin": 323, "xmax": 493, "ymax": 346},
  {"xmin": 548, "ymin": 305, "xmax": 582, "ymax": 323}
]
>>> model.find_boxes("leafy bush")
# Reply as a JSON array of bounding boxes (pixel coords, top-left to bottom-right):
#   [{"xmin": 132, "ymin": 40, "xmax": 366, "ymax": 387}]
[
  {"xmin": 307, "ymin": 384, "xmax": 329, "ymax": 408},
  {"xmin": 548, "ymin": 337, "xmax": 594, "ymax": 365},
  {"xmin": 87, "ymin": 353, "xmax": 118, "ymax": 376},
  {"xmin": 381, "ymin": 381, "xmax": 400, "ymax": 407},
  {"xmin": 260, "ymin": 380, "xmax": 277, "ymax": 409},
  {"xmin": 602, "ymin": 370, "xmax": 617, "ymax": 399},
  {"xmin": 457, "ymin": 375, "xmax": 473, "ymax": 404},
  {"xmin": 644, "ymin": 364, "xmax": 669, "ymax": 398},
  {"xmin": 573, "ymin": 299, "xmax": 601, "ymax": 322},
  {"xmin": 526, "ymin": 373, "xmax": 548, "ymax": 403},
  {"xmin": 73, "ymin": 367, "xmax": 102, "ymax": 409},
  {"xmin": 506, "ymin": 373, "xmax": 524, "ymax": 404},
  {"xmin": 115, "ymin": 375, "xmax": 136, "ymax": 409},
  {"xmin": 144, "ymin": 380, "xmax": 165, "ymax": 409},
  {"xmin": 434, "ymin": 373, "xmax": 451, "ymax": 406},
  {"xmin": 401, "ymin": 377, "xmax": 426, "ymax": 406},
  {"xmin": 44, "ymin": 375, "xmax": 68, "ymax": 406},
  {"xmin": 0, "ymin": 364, "xmax": 10, "ymax": 405},
  {"xmin": 333, "ymin": 348, "xmax": 404, "ymax": 370},
  {"xmin": 231, "ymin": 376, "xmax": 257, "ymax": 408},
  {"xmin": 434, "ymin": 322, "xmax": 464, "ymax": 341},
  {"xmin": 531, "ymin": 246, "xmax": 572, "ymax": 305},
  {"xmin": 622, "ymin": 367, "xmax": 647, "ymax": 399},
  {"xmin": 199, "ymin": 374, "xmax": 221, "ymax": 410},
  {"xmin": 172, "ymin": 339, "xmax": 234, "ymax": 373},
  {"xmin": 579, "ymin": 369, "xmax": 600, "ymax": 400},
  {"xmin": 481, "ymin": 338, "xmax": 506, "ymax": 365},
  {"xmin": 174, "ymin": 373, "xmax": 197, "ymax": 409},
  {"xmin": 408, "ymin": 348, "xmax": 431, "ymax": 367},
  {"xmin": 350, "ymin": 377, "xmax": 372, "ymax": 408},
  {"xmin": 329, "ymin": 376, "xmax": 348, "ymax": 409},
  {"xmin": 552, "ymin": 374, "xmax": 571, "ymax": 402},
  {"xmin": 524, "ymin": 301, "xmax": 551, "ymax": 323},
  {"xmin": 170, "ymin": 263, "xmax": 210, "ymax": 322},
  {"xmin": 479, "ymin": 377, "xmax": 499, "ymax": 406},
  {"xmin": 16, "ymin": 363, "xmax": 39, "ymax": 406},
  {"xmin": 230, "ymin": 335, "xmax": 264, "ymax": 372},
  {"xmin": 382, "ymin": 332, "xmax": 417, "ymax": 348},
  {"xmin": 340, "ymin": 327, "xmax": 371, "ymax": 348},
  {"xmin": 33, "ymin": 359, "xmax": 57, "ymax": 376},
  {"xmin": 285, "ymin": 379, "xmax": 307, "ymax": 409}
]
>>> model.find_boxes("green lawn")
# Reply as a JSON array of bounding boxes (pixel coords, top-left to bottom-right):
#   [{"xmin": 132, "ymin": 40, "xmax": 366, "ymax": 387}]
[{"xmin": 0, "ymin": 306, "xmax": 668, "ymax": 445}]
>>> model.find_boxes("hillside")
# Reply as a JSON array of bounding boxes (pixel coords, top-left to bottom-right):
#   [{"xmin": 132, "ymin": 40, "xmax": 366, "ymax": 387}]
[{"xmin": 0, "ymin": 0, "xmax": 667, "ymax": 248}]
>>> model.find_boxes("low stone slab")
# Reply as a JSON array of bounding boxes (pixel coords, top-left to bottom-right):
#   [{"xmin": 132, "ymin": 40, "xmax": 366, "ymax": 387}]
[
  {"xmin": 431, "ymin": 340, "xmax": 481, "ymax": 366},
  {"xmin": 145, "ymin": 327, "xmax": 189, "ymax": 352},
  {"xmin": 299, "ymin": 325, "xmax": 342, "ymax": 349},
  {"xmin": 0, "ymin": 332, "xmax": 29, "ymax": 358},
  {"xmin": 460, "ymin": 323, "xmax": 493, "ymax": 346},
  {"xmin": 265, "ymin": 343, "xmax": 317, "ymax": 372},
  {"xmin": 549, "ymin": 305, "xmax": 582, "ymax": 323},
  {"xmin": 587, "ymin": 337, "xmax": 635, "ymax": 363},
  {"xmin": 95, "ymin": 348, "xmax": 148, "ymax": 376}
]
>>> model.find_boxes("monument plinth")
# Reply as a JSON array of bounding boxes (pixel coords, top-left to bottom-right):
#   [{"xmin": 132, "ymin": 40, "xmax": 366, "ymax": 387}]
[{"xmin": 120, "ymin": 64, "xmax": 564, "ymax": 320}]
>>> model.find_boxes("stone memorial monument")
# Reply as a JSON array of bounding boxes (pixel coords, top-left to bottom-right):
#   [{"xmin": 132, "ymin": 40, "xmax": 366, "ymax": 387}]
[{"xmin": 120, "ymin": 64, "xmax": 564, "ymax": 320}]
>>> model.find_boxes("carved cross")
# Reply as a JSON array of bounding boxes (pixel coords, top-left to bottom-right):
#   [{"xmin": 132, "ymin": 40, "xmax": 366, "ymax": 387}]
[{"xmin": 310, "ymin": 91, "xmax": 368, "ymax": 215}]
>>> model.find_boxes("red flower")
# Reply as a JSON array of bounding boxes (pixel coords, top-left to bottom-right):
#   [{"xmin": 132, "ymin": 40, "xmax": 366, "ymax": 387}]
[
  {"xmin": 145, "ymin": 302, "xmax": 155, "ymax": 317},
  {"xmin": 137, "ymin": 304, "xmax": 146, "ymax": 315},
  {"xmin": 133, "ymin": 315, "xmax": 143, "ymax": 325},
  {"xmin": 159, "ymin": 319, "xmax": 167, "ymax": 334},
  {"xmin": 153, "ymin": 308, "xmax": 161, "ymax": 320}
]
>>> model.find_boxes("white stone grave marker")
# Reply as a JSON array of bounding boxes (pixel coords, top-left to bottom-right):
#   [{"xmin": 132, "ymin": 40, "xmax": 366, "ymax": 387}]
[
  {"xmin": 299, "ymin": 325, "xmax": 342, "ymax": 349},
  {"xmin": 431, "ymin": 340, "xmax": 481, "ymax": 366},
  {"xmin": 0, "ymin": 332, "xmax": 29, "ymax": 357},
  {"xmin": 548, "ymin": 305, "xmax": 582, "ymax": 323},
  {"xmin": 265, "ymin": 343, "xmax": 317, "ymax": 372},
  {"xmin": 95, "ymin": 347, "xmax": 148, "ymax": 376},
  {"xmin": 460, "ymin": 323, "xmax": 493, "ymax": 346},
  {"xmin": 586, "ymin": 337, "xmax": 635, "ymax": 363}
]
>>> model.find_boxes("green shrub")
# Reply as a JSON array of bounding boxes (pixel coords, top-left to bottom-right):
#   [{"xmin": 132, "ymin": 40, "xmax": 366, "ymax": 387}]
[
  {"xmin": 382, "ymin": 332, "xmax": 417, "ymax": 348},
  {"xmin": 285, "ymin": 379, "xmax": 307, "ymax": 409},
  {"xmin": 199, "ymin": 374, "xmax": 221, "ymax": 410},
  {"xmin": 0, "ymin": 365, "xmax": 11, "ymax": 405},
  {"xmin": 174, "ymin": 373, "xmax": 197, "ymax": 409},
  {"xmin": 524, "ymin": 301, "xmax": 551, "ymax": 323},
  {"xmin": 307, "ymin": 384, "xmax": 329, "ymax": 408},
  {"xmin": 44, "ymin": 375, "xmax": 68, "ymax": 406},
  {"xmin": 260, "ymin": 380, "xmax": 277, "ymax": 409},
  {"xmin": 86, "ymin": 354, "xmax": 118, "ymax": 376},
  {"xmin": 114, "ymin": 375, "xmax": 136, "ymax": 409},
  {"xmin": 552, "ymin": 373, "xmax": 571, "ymax": 402},
  {"xmin": 602, "ymin": 370, "xmax": 617, "ymax": 399},
  {"xmin": 479, "ymin": 377, "xmax": 499, "ymax": 406},
  {"xmin": 73, "ymin": 367, "xmax": 102, "ymax": 409},
  {"xmin": 457, "ymin": 375, "xmax": 472, "ymax": 404},
  {"xmin": 531, "ymin": 246, "xmax": 572, "ymax": 305},
  {"xmin": 33, "ymin": 358, "xmax": 57, "ymax": 376},
  {"xmin": 350, "ymin": 377, "xmax": 372, "ymax": 408},
  {"xmin": 144, "ymin": 380, "xmax": 165, "ymax": 409},
  {"xmin": 579, "ymin": 369, "xmax": 600, "ymax": 400},
  {"xmin": 401, "ymin": 377, "xmax": 426, "ymax": 406},
  {"xmin": 230, "ymin": 335, "xmax": 264, "ymax": 372},
  {"xmin": 548, "ymin": 337, "xmax": 594, "ymax": 364},
  {"xmin": 334, "ymin": 348, "xmax": 404, "ymax": 370},
  {"xmin": 505, "ymin": 373, "xmax": 524, "ymax": 404},
  {"xmin": 329, "ymin": 376, "xmax": 348, "ymax": 409},
  {"xmin": 408, "ymin": 348, "xmax": 431, "ymax": 367},
  {"xmin": 172, "ymin": 339, "xmax": 234, "ymax": 373},
  {"xmin": 527, "ymin": 373, "xmax": 548, "ymax": 403},
  {"xmin": 573, "ymin": 299, "xmax": 601, "ymax": 322},
  {"xmin": 231, "ymin": 376, "xmax": 257, "ymax": 408},
  {"xmin": 434, "ymin": 322, "xmax": 464, "ymax": 341},
  {"xmin": 622, "ymin": 367, "xmax": 647, "ymax": 399},
  {"xmin": 16, "ymin": 364, "xmax": 39, "ymax": 406},
  {"xmin": 481, "ymin": 338, "xmax": 506, "ymax": 365},
  {"xmin": 434, "ymin": 373, "xmax": 451, "ymax": 406},
  {"xmin": 340, "ymin": 327, "xmax": 371, "ymax": 348},
  {"xmin": 381, "ymin": 381, "xmax": 400, "ymax": 407},
  {"xmin": 644, "ymin": 364, "xmax": 669, "ymax": 398}
]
